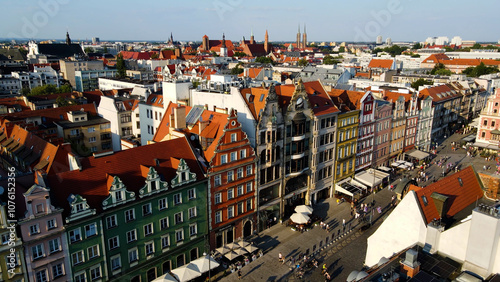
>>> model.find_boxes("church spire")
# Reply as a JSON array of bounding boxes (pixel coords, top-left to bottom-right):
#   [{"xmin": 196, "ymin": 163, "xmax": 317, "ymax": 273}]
[
  {"xmin": 264, "ymin": 30, "xmax": 269, "ymax": 53},
  {"xmin": 222, "ymin": 33, "xmax": 226, "ymax": 48},
  {"xmin": 296, "ymin": 24, "xmax": 301, "ymax": 50},
  {"xmin": 250, "ymin": 28, "xmax": 255, "ymax": 44},
  {"xmin": 66, "ymin": 31, "xmax": 71, "ymax": 45}
]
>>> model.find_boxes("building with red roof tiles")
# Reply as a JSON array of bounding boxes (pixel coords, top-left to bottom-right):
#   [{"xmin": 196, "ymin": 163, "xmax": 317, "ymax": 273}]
[
  {"xmin": 119, "ymin": 51, "xmax": 156, "ymax": 60},
  {"xmin": 0, "ymin": 123, "xmax": 76, "ymax": 175},
  {"xmin": 0, "ymin": 96, "xmax": 30, "ymax": 113},
  {"xmin": 367, "ymin": 59, "xmax": 395, "ymax": 70},
  {"xmin": 419, "ymin": 84, "xmax": 463, "ymax": 140},
  {"xmin": 420, "ymin": 53, "xmax": 451, "ymax": 69},
  {"xmin": 364, "ymin": 166, "xmax": 500, "ymax": 278},
  {"xmin": 46, "ymin": 137, "xmax": 209, "ymax": 281}
]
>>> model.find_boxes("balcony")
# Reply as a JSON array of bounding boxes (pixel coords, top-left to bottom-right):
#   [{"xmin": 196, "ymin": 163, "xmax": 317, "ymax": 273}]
[{"xmin": 291, "ymin": 135, "xmax": 305, "ymax": 141}]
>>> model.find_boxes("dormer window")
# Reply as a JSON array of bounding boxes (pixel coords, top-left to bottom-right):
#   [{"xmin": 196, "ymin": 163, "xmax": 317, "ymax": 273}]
[
  {"xmin": 115, "ymin": 191, "xmax": 123, "ymax": 201},
  {"xmin": 36, "ymin": 204, "xmax": 44, "ymax": 214},
  {"xmin": 75, "ymin": 203, "xmax": 84, "ymax": 213}
]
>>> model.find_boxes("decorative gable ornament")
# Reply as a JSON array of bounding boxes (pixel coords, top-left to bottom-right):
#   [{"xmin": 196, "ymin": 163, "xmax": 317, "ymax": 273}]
[
  {"xmin": 102, "ymin": 176, "xmax": 135, "ymax": 210},
  {"xmin": 171, "ymin": 159, "xmax": 197, "ymax": 188},
  {"xmin": 66, "ymin": 194, "xmax": 96, "ymax": 223},
  {"xmin": 139, "ymin": 166, "xmax": 169, "ymax": 198}
]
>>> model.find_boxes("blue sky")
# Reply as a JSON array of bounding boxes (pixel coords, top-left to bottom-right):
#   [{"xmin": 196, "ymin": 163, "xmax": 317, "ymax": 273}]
[{"xmin": 2, "ymin": 0, "xmax": 499, "ymax": 42}]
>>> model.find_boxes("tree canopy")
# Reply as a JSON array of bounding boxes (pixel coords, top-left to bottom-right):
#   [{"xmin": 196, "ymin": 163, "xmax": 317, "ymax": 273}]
[
  {"xmin": 298, "ymin": 58, "xmax": 308, "ymax": 67},
  {"xmin": 430, "ymin": 63, "xmax": 452, "ymax": 76},
  {"xmin": 411, "ymin": 78, "xmax": 433, "ymax": 89},
  {"xmin": 116, "ymin": 54, "xmax": 127, "ymax": 78},
  {"xmin": 462, "ymin": 62, "xmax": 499, "ymax": 77},
  {"xmin": 230, "ymin": 66, "xmax": 244, "ymax": 75},
  {"xmin": 27, "ymin": 84, "xmax": 73, "ymax": 96},
  {"xmin": 323, "ymin": 55, "xmax": 340, "ymax": 65},
  {"xmin": 254, "ymin": 56, "xmax": 273, "ymax": 64},
  {"xmin": 84, "ymin": 47, "xmax": 94, "ymax": 53},
  {"xmin": 232, "ymin": 51, "xmax": 247, "ymax": 57},
  {"xmin": 372, "ymin": 45, "xmax": 408, "ymax": 56},
  {"xmin": 412, "ymin": 43, "xmax": 422, "ymax": 50}
]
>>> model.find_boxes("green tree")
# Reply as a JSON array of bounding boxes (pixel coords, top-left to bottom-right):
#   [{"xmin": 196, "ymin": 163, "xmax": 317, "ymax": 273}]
[
  {"xmin": 230, "ymin": 66, "xmax": 244, "ymax": 75},
  {"xmin": 462, "ymin": 62, "xmax": 499, "ymax": 77},
  {"xmin": 472, "ymin": 43, "xmax": 482, "ymax": 49},
  {"xmin": 430, "ymin": 63, "xmax": 452, "ymax": 75},
  {"xmin": 151, "ymin": 53, "xmax": 159, "ymax": 59},
  {"xmin": 412, "ymin": 43, "xmax": 422, "ymax": 50},
  {"xmin": 27, "ymin": 84, "xmax": 73, "ymax": 96},
  {"xmin": 338, "ymin": 46, "xmax": 345, "ymax": 53},
  {"xmin": 116, "ymin": 54, "xmax": 127, "ymax": 78},
  {"xmin": 192, "ymin": 81, "xmax": 200, "ymax": 89},
  {"xmin": 103, "ymin": 46, "xmax": 108, "ymax": 53},
  {"xmin": 56, "ymin": 96, "xmax": 69, "ymax": 107},
  {"xmin": 58, "ymin": 84, "xmax": 72, "ymax": 93},
  {"xmin": 233, "ymin": 51, "xmax": 247, "ymax": 57},
  {"xmin": 255, "ymin": 56, "xmax": 273, "ymax": 64},
  {"xmin": 20, "ymin": 87, "xmax": 30, "ymax": 96},
  {"xmin": 323, "ymin": 55, "xmax": 340, "ymax": 65},
  {"xmin": 298, "ymin": 58, "xmax": 308, "ymax": 67},
  {"xmin": 411, "ymin": 78, "xmax": 433, "ymax": 89},
  {"xmin": 84, "ymin": 47, "xmax": 94, "ymax": 54}
]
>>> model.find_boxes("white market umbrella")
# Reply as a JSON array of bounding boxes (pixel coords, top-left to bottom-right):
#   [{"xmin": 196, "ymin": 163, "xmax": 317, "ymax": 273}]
[
  {"xmin": 245, "ymin": 244, "xmax": 259, "ymax": 253},
  {"xmin": 290, "ymin": 212, "xmax": 310, "ymax": 224},
  {"xmin": 235, "ymin": 247, "xmax": 249, "ymax": 256},
  {"xmin": 225, "ymin": 242, "xmax": 240, "ymax": 250},
  {"xmin": 215, "ymin": 245, "xmax": 231, "ymax": 255},
  {"xmin": 236, "ymin": 240, "xmax": 251, "ymax": 248},
  {"xmin": 171, "ymin": 264, "xmax": 201, "ymax": 282},
  {"xmin": 295, "ymin": 205, "xmax": 313, "ymax": 214},
  {"xmin": 224, "ymin": 250, "xmax": 240, "ymax": 261},
  {"xmin": 152, "ymin": 272, "xmax": 178, "ymax": 282},
  {"xmin": 190, "ymin": 255, "xmax": 220, "ymax": 273}
]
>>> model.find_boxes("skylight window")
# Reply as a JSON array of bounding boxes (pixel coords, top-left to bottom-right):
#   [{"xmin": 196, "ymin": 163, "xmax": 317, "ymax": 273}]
[
  {"xmin": 259, "ymin": 94, "xmax": 265, "ymax": 102},
  {"xmin": 151, "ymin": 97, "xmax": 157, "ymax": 103},
  {"xmin": 422, "ymin": 195, "xmax": 428, "ymax": 206},
  {"xmin": 458, "ymin": 177, "xmax": 463, "ymax": 186}
]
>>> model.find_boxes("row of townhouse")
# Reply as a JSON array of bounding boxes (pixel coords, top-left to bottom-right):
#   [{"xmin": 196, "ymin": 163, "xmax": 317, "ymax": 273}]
[
  {"xmin": 3, "ymin": 137, "xmax": 209, "ymax": 282},
  {"xmin": 0, "ymin": 80, "xmax": 490, "ymax": 282}
]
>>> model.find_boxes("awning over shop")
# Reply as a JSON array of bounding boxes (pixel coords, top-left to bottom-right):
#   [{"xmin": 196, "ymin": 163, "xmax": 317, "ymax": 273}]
[
  {"xmin": 406, "ymin": 149, "xmax": 430, "ymax": 160},
  {"xmin": 473, "ymin": 142, "xmax": 499, "ymax": 150},
  {"xmin": 462, "ymin": 134, "xmax": 476, "ymax": 142},
  {"xmin": 469, "ymin": 118, "xmax": 479, "ymax": 128},
  {"xmin": 355, "ymin": 169, "xmax": 390, "ymax": 188},
  {"xmin": 335, "ymin": 177, "xmax": 365, "ymax": 197},
  {"xmin": 492, "ymin": 130, "xmax": 500, "ymax": 135}
]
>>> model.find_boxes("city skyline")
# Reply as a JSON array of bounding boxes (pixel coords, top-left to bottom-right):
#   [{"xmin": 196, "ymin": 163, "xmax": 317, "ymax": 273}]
[{"xmin": 1, "ymin": 0, "xmax": 499, "ymax": 42}]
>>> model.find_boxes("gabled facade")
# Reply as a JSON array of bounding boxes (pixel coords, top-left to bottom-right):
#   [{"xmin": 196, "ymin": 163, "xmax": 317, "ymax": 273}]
[
  {"xmin": 255, "ymin": 85, "xmax": 284, "ymax": 231},
  {"xmin": 415, "ymin": 95, "xmax": 434, "ymax": 152},
  {"xmin": 354, "ymin": 91, "xmax": 375, "ymax": 172},
  {"xmin": 476, "ymin": 88, "xmax": 500, "ymax": 149},
  {"xmin": 282, "ymin": 80, "xmax": 314, "ymax": 217},
  {"xmin": 47, "ymin": 137, "xmax": 208, "ymax": 282},
  {"xmin": 208, "ymin": 109, "xmax": 257, "ymax": 249},
  {"xmin": 373, "ymin": 100, "xmax": 393, "ymax": 167},
  {"xmin": 329, "ymin": 90, "xmax": 360, "ymax": 183},
  {"xmin": 403, "ymin": 93, "xmax": 419, "ymax": 153},
  {"xmin": 388, "ymin": 95, "xmax": 406, "ymax": 162},
  {"xmin": 19, "ymin": 185, "xmax": 70, "ymax": 282}
]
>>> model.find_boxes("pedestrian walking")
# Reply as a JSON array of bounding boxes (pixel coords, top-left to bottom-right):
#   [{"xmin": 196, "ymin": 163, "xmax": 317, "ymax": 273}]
[
  {"xmin": 324, "ymin": 272, "xmax": 331, "ymax": 281},
  {"xmin": 326, "ymin": 224, "xmax": 329, "ymax": 233},
  {"xmin": 237, "ymin": 270, "xmax": 242, "ymax": 280},
  {"xmin": 278, "ymin": 252, "xmax": 283, "ymax": 263},
  {"xmin": 322, "ymin": 263, "xmax": 327, "ymax": 274}
]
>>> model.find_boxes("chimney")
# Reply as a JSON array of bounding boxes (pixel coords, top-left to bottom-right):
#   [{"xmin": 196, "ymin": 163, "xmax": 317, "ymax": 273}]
[
  {"xmin": 430, "ymin": 192, "xmax": 449, "ymax": 220},
  {"xmin": 173, "ymin": 105, "xmax": 186, "ymax": 129},
  {"xmin": 204, "ymin": 104, "xmax": 208, "ymax": 110},
  {"xmin": 199, "ymin": 119, "xmax": 209, "ymax": 135},
  {"xmin": 400, "ymin": 249, "xmax": 420, "ymax": 278}
]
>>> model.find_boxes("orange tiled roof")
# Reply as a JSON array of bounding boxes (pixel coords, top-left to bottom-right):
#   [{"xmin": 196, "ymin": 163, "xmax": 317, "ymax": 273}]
[
  {"xmin": 409, "ymin": 166, "xmax": 483, "ymax": 224},
  {"xmin": 422, "ymin": 53, "xmax": 450, "ymax": 64},
  {"xmin": 418, "ymin": 84, "xmax": 461, "ymax": 102},
  {"xmin": 47, "ymin": 137, "xmax": 205, "ymax": 214},
  {"xmin": 304, "ymin": 81, "xmax": 339, "ymax": 116},
  {"xmin": 368, "ymin": 59, "xmax": 393, "ymax": 69},
  {"xmin": 240, "ymin": 87, "xmax": 268, "ymax": 120}
]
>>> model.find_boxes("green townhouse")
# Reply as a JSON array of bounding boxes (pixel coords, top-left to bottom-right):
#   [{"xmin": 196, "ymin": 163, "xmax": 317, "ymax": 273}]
[
  {"xmin": 47, "ymin": 136, "xmax": 208, "ymax": 282},
  {"xmin": 0, "ymin": 200, "xmax": 27, "ymax": 282}
]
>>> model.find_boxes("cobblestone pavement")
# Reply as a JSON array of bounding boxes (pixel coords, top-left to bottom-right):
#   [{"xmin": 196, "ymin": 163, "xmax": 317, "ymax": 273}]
[{"xmin": 219, "ymin": 132, "xmax": 487, "ymax": 281}]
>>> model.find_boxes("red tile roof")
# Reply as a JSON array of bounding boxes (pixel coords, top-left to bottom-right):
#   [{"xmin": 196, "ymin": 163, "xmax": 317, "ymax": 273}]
[
  {"xmin": 304, "ymin": 81, "xmax": 339, "ymax": 116},
  {"xmin": 0, "ymin": 97, "xmax": 30, "ymax": 112},
  {"xmin": 409, "ymin": 166, "xmax": 484, "ymax": 224},
  {"xmin": 418, "ymin": 84, "xmax": 461, "ymax": 102},
  {"xmin": 119, "ymin": 51, "xmax": 156, "ymax": 60},
  {"xmin": 0, "ymin": 103, "xmax": 98, "ymax": 123},
  {"xmin": 146, "ymin": 94, "xmax": 164, "ymax": 108},
  {"xmin": 422, "ymin": 53, "xmax": 450, "ymax": 64},
  {"xmin": 240, "ymin": 87, "xmax": 268, "ymax": 120},
  {"xmin": 368, "ymin": 59, "xmax": 393, "ymax": 69},
  {"xmin": 48, "ymin": 137, "xmax": 205, "ymax": 213}
]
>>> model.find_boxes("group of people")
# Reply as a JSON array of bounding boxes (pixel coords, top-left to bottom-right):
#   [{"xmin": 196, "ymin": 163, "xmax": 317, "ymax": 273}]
[{"xmin": 319, "ymin": 221, "xmax": 329, "ymax": 232}]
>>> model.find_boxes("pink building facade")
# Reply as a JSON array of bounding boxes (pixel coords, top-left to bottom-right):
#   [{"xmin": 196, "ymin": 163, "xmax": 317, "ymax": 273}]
[
  {"xmin": 19, "ymin": 184, "xmax": 70, "ymax": 282},
  {"xmin": 476, "ymin": 88, "xmax": 500, "ymax": 149},
  {"xmin": 373, "ymin": 100, "xmax": 393, "ymax": 167}
]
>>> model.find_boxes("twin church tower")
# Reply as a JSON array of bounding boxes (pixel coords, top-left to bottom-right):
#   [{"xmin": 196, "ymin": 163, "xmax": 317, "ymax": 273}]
[{"xmin": 296, "ymin": 24, "xmax": 308, "ymax": 49}]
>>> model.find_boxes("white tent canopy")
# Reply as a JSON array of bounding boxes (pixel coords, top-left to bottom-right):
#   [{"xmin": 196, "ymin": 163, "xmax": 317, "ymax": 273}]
[
  {"xmin": 406, "ymin": 149, "xmax": 430, "ymax": 160},
  {"xmin": 335, "ymin": 177, "xmax": 366, "ymax": 197},
  {"xmin": 190, "ymin": 255, "xmax": 220, "ymax": 273},
  {"xmin": 171, "ymin": 264, "xmax": 201, "ymax": 282},
  {"xmin": 294, "ymin": 205, "xmax": 313, "ymax": 214},
  {"xmin": 153, "ymin": 272, "xmax": 178, "ymax": 282},
  {"xmin": 290, "ymin": 212, "xmax": 310, "ymax": 224},
  {"xmin": 354, "ymin": 169, "xmax": 388, "ymax": 188}
]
